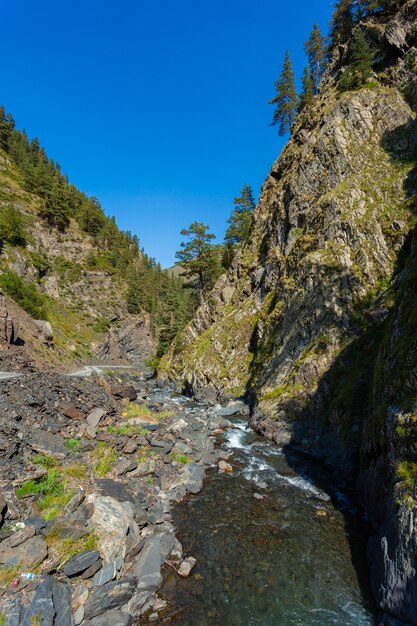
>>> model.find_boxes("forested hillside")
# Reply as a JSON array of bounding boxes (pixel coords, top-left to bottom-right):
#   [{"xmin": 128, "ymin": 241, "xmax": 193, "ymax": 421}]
[{"xmin": 0, "ymin": 110, "xmax": 194, "ymax": 365}]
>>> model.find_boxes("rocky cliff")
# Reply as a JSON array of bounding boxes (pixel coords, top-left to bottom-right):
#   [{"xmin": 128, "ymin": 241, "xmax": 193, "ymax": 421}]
[{"xmin": 160, "ymin": 3, "xmax": 417, "ymax": 623}]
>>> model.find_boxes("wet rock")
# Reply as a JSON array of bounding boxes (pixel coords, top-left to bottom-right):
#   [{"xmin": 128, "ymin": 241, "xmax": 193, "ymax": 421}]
[
  {"xmin": 218, "ymin": 460, "xmax": 233, "ymax": 474},
  {"xmin": 83, "ymin": 608, "xmax": 133, "ymax": 626},
  {"xmin": 96, "ymin": 479, "xmax": 134, "ymax": 504},
  {"xmin": 62, "ymin": 550, "xmax": 101, "ymax": 577},
  {"xmin": 87, "ymin": 495, "xmax": 132, "ymax": 561},
  {"xmin": 20, "ymin": 575, "xmax": 55, "ymax": 626},
  {"xmin": 84, "ymin": 576, "xmax": 137, "ymax": 619},
  {"xmin": 52, "ymin": 577, "xmax": 73, "ymax": 626},
  {"xmin": 178, "ymin": 556, "xmax": 197, "ymax": 577}
]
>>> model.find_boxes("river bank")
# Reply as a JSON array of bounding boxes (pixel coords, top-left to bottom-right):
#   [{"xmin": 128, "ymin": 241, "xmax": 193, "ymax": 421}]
[{"xmin": 0, "ymin": 366, "xmax": 238, "ymax": 625}]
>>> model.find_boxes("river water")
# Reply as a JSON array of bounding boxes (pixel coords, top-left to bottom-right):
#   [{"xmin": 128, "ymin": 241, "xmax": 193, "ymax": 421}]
[{"xmin": 157, "ymin": 416, "xmax": 375, "ymax": 625}]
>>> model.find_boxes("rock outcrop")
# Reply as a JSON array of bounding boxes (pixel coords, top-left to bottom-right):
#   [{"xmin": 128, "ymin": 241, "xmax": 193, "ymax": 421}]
[
  {"xmin": 0, "ymin": 290, "xmax": 18, "ymax": 344},
  {"xmin": 159, "ymin": 3, "xmax": 417, "ymax": 623}
]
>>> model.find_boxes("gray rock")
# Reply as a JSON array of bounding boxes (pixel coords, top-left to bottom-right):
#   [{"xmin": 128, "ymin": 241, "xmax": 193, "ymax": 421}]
[
  {"xmin": 114, "ymin": 458, "xmax": 137, "ymax": 476},
  {"xmin": 83, "ymin": 608, "xmax": 133, "ymax": 626},
  {"xmin": 64, "ymin": 490, "xmax": 85, "ymax": 514},
  {"xmin": 91, "ymin": 560, "xmax": 117, "ymax": 587},
  {"xmin": 87, "ymin": 495, "xmax": 133, "ymax": 561},
  {"xmin": 74, "ymin": 606, "xmax": 84, "ymax": 625},
  {"xmin": 80, "ymin": 558, "xmax": 103, "ymax": 579},
  {"xmin": 84, "ymin": 577, "xmax": 137, "ymax": 619},
  {"xmin": 0, "ymin": 593, "xmax": 21, "ymax": 626},
  {"xmin": 28, "ymin": 429, "xmax": 68, "ymax": 459},
  {"xmin": 178, "ymin": 556, "xmax": 197, "ymax": 577},
  {"xmin": 130, "ymin": 535, "xmax": 163, "ymax": 592},
  {"xmin": 20, "ymin": 575, "xmax": 55, "ymax": 626},
  {"xmin": 86, "ymin": 407, "xmax": 105, "ymax": 429},
  {"xmin": 8, "ymin": 524, "xmax": 35, "ymax": 547},
  {"xmin": 62, "ymin": 550, "xmax": 100, "ymax": 577},
  {"xmin": 0, "ymin": 534, "xmax": 48, "ymax": 568},
  {"xmin": 182, "ymin": 463, "xmax": 205, "ymax": 494},
  {"xmin": 52, "ymin": 578, "xmax": 74, "ymax": 626},
  {"xmin": 147, "ymin": 501, "xmax": 164, "ymax": 525}
]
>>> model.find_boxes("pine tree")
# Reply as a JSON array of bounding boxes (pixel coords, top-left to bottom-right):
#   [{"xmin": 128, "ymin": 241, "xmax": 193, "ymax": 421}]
[
  {"xmin": 225, "ymin": 183, "xmax": 256, "ymax": 246},
  {"xmin": 330, "ymin": 0, "xmax": 355, "ymax": 46},
  {"xmin": 339, "ymin": 28, "xmax": 373, "ymax": 90},
  {"xmin": 269, "ymin": 51, "xmax": 299, "ymax": 136},
  {"xmin": 304, "ymin": 23, "xmax": 327, "ymax": 91},
  {"xmin": 175, "ymin": 222, "xmax": 217, "ymax": 297},
  {"xmin": 299, "ymin": 66, "xmax": 315, "ymax": 111}
]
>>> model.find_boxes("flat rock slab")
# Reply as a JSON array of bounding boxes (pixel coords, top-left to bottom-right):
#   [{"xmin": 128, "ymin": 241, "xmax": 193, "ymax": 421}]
[
  {"xmin": 83, "ymin": 608, "xmax": 133, "ymax": 626},
  {"xmin": 20, "ymin": 575, "xmax": 55, "ymax": 626},
  {"xmin": 62, "ymin": 550, "xmax": 100, "ymax": 577},
  {"xmin": 59, "ymin": 401, "xmax": 86, "ymax": 420},
  {"xmin": 86, "ymin": 407, "xmax": 105, "ymax": 429},
  {"xmin": 28, "ymin": 429, "xmax": 68, "ymax": 459},
  {"xmin": 0, "ymin": 534, "xmax": 48, "ymax": 568},
  {"xmin": 131, "ymin": 535, "xmax": 163, "ymax": 592},
  {"xmin": 84, "ymin": 576, "xmax": 137, "ymax": 619},
  {"xmin": 111, "ymin": 385, "xmax": 137, "ymax": 401}
]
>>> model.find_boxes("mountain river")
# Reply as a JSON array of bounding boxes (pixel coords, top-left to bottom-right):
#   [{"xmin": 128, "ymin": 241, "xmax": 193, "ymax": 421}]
[{"xmin": 154, "ymin": 398, "xmax": 376, "ymax": 626}]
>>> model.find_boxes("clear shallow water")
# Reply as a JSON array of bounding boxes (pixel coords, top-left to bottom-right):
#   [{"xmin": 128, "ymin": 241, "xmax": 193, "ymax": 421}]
[{"xmin": 158, "ymin": 418, "xmax": 375, "ymax": 626}]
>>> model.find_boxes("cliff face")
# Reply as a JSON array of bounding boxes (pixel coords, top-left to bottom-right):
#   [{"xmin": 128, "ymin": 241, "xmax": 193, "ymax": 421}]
[
  {"xmin": 0, "ymin": 150, "xmax": 154, "ymax": 368},
  {"xmin": 160, "ymin": 3, "xmax": 417, "ymax": 623}
]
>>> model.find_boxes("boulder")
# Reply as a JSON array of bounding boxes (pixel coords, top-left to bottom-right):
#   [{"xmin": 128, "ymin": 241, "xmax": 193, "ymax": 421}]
[
  {"xmin": 111, "ymin": 385, "xmax": 137, "ymax": 401},
  {"xmin": 28, "ymin": 429, "xmax": 68, "ymax": 459},
  {"xmin": 182, "ymin": 463, "xmax": 205, "ymax": 494},
  {"xmin": 178, "ymin": 556, "xmax": 197, "ymax": 577},
  {"xmin": 87, "ymin": 495, "xmax": 132, "ymax": 561},
  {"xmin": 33, "ymin": 319, "xmax": 53, "ymax": 344},
  {"xmin": 59, "ymin": 402, "xmax": 85, "ymax": 420}
]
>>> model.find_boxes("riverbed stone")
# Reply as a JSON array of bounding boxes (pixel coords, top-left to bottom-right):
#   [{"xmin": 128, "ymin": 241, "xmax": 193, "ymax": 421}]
[
  {"xmin": 178, "ymin": 556, "xmax": 197, "ymax": 577},
  {"xmin": 84, "ymin": 576, "xmax": 137, "ymax": 619},
  {"xmin": 182, "ymin": 463, "xmax": 205, "ymax": 494}
]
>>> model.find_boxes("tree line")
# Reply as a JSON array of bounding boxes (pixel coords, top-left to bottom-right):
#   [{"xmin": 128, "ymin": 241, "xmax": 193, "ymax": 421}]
[{"xmin": 269, "ymin": 0, "xmax": 408, "ymax": 136}]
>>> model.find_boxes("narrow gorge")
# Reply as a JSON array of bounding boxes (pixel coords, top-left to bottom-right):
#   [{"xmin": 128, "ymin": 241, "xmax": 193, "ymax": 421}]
[{"xmin": 1, "ymin": 1, "xmax": 417, "ymax": 625}]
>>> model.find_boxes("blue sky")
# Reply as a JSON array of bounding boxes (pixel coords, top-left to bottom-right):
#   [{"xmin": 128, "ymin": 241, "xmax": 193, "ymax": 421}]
[{"xmin": 2, "ymin": 0, "xmax": 332, "ymax": 267}]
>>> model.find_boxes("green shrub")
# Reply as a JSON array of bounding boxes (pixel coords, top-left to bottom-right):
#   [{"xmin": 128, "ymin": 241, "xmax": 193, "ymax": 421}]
[
  {"xmin": 0, "ymin": 271, "xmax": 48, "ymax": 319},
  {"xmin": 0, "ymin": 205, "xmax": 26, "ymax": 246},
  {"xmin": 93, "ymin": 317, "xmax": 110, "ymax": 333}
]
